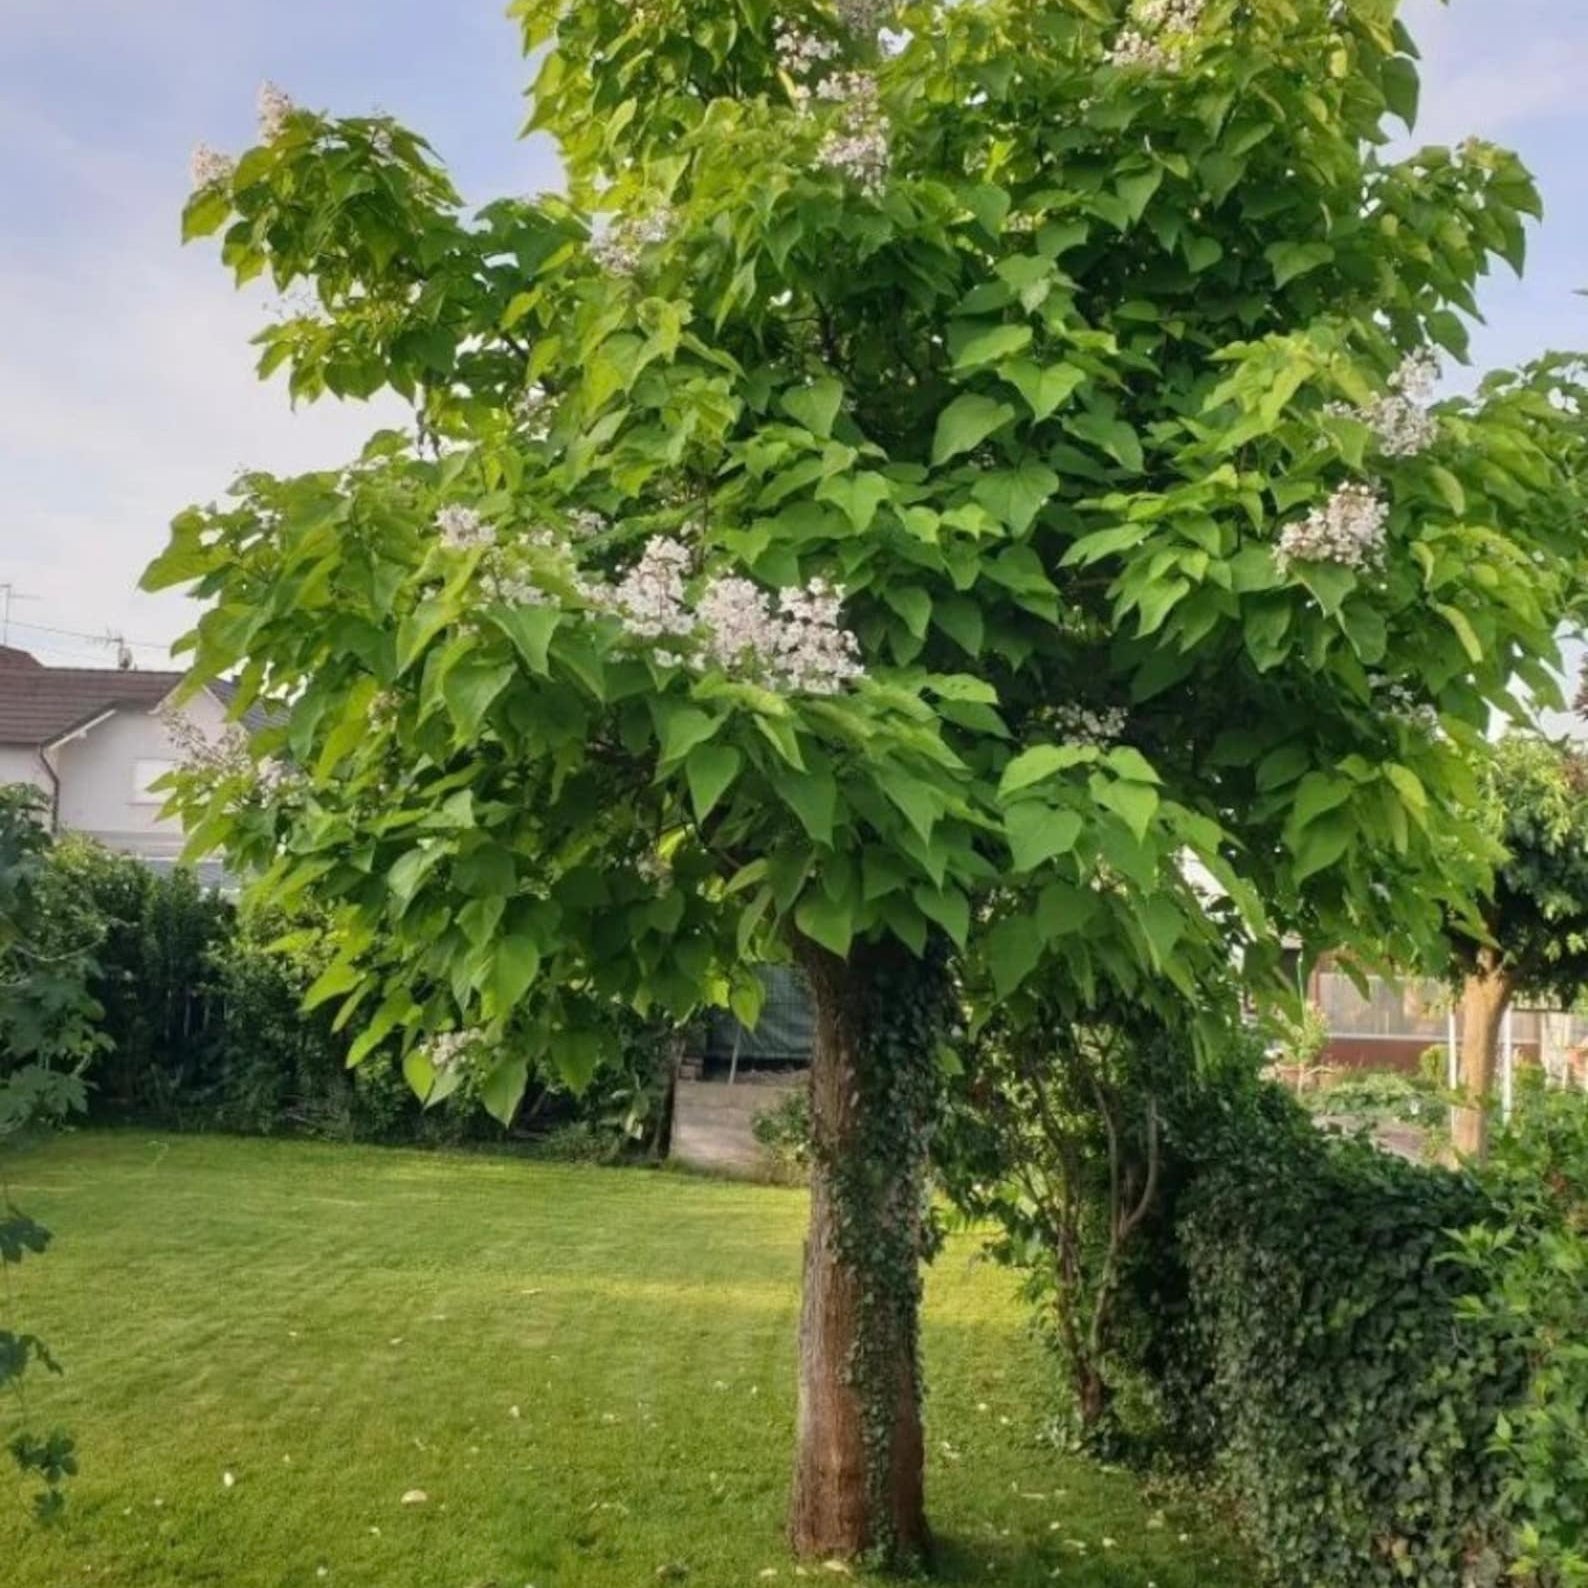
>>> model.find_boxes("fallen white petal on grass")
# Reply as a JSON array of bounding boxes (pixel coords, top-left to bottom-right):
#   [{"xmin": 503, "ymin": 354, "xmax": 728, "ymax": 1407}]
[
  {"xmin": 222, "ymin": 1471, "xmax": 235, "ymax": 1489},
  {"xmin": 400, "ymin": 1489, "xmax": 429, "ymax": 1506}
]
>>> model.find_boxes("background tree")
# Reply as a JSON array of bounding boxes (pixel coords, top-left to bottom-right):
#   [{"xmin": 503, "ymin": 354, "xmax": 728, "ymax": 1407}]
[
  {"xmin": 0, "ymin": 786, "xmax": 92, "ymax": 1519},
  {"xmin": 151, "ymin": 0, "xmax": 1588, "ymax": 1563},
  {"xmin": 1449, "ymin": 734, "xmax": 1588, "ymax": 1158}
]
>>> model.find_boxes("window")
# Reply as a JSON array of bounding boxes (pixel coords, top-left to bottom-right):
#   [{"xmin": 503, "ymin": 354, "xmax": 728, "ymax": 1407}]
[{"xmin": 132, "ymin": 759, "xmax": 178, "ymax": 804}]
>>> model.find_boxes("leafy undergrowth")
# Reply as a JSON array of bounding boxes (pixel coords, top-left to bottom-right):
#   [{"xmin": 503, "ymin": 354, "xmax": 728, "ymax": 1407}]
[{"xmin": 1, "ymin": 1132, "xmax": 1252, "ymax": 1586}]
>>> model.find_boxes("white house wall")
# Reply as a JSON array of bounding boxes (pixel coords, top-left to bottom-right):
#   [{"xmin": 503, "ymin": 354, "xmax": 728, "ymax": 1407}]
[
  {"xmin": 0, "ymin": 746, "xmax": 51, "ymax": 799},
  {"xmin": 51, "ymin": 691, "xmax": 230, "ymax": 860}
]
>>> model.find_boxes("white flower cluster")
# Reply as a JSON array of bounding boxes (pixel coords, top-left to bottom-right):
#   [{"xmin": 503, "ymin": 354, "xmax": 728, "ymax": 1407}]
[
  {"xmin": 567, "ymin": 509, "xmax": 608, "ymax": 540},
  {"xmin": 1362, "ymin": 350, "xmax": 1440, "ymax": 458},
  {"xmin": 370, "ymin": 690, "xmax": 401, "ymax": 731},
  {"xmin": 835, "ymin": 0, "xmax": 896, "ymax": 32},
  {"xmin": 697, "ymin": 574, "xmax": 865, "ymax": 694},
  {"xmin": 1373, "ymin": 679, "xmax": 1441, "ymax": 736},
  {"xmin": 1106, "ymin": 0, "xmax": 1206, "ymax": 71},
  {"xmin": 606, "ymin": 536, "xmax": 694, "ymax": 639},
  {"xmin": 590, "ymin": 208, "xmax": 673, "ymax": 276},
  {"xmin": 518, "ymin": 386, "xmax": 553, "ymax": 439},
  {"xmin": 1052, "ymin": 703, "xmax": 1129, "ymax": 747},
  {"xmin": 258, "ymin": 81, "xmax": 295, "ymax": 142},
  {"xmin": 434, "ymin": 504, "xmax": 614, "ymax": 609},
  {"xmin": 594, "ymin": 538, "xmax": 864, "ymax": 695},
  {"xmin": 814, "ymin": 72, "xmax": 891, "ymax": 196},
  {"xmin": 775, "ymin": 22, "xmax": 839, "ymax": 86},
  {"xmin": 418, "ymin": 1030, "xmax": 479, "ymax": 1076},
  {"xmin": 635, "ymin": 849, "xmax": 671, "ymax": 886},
  {"xmin": 189, "ymin": 143, "xmax": 235, "ymax": 192},
  {"xmin": 1276, "ymin": 483, "xmax": 1390, "ymax": 573},
  {"xmin": 436, "ymin": 505, "xmax": 495, "ymax": 552}
]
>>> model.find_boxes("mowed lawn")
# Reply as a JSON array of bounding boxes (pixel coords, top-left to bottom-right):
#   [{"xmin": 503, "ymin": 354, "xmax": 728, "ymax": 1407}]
[{"xmin": 1, "ymin": 1133, "xmax": 1251, "ymax": 1587}]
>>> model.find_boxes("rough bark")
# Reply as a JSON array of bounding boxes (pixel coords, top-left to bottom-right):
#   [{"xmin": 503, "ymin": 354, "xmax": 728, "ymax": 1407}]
[
  {"xmin": 1451, "ymin": 950, "xmax": 1512, "ymax": 1161},
  {"xmin": 787, "ymin": 938, "xmax": 940, "ymax": 1565}
]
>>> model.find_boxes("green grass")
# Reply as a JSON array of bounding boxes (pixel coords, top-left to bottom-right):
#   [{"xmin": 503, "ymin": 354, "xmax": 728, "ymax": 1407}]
[{"xmin": 1, "ymin": 1132, "xmax": 1252, "ymax": 1587}]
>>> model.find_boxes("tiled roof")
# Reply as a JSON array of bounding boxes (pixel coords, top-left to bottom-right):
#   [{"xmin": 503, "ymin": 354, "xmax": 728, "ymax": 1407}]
[{"xmin": 0, "ymin": 650, "xmax": 272, "ymax": 747}]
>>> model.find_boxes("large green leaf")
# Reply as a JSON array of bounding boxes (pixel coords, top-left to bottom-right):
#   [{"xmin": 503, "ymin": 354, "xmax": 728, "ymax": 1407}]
[
  {"xmin": 1006, "ymin": 804, "xmax": 1084, "ymax": 873},
  {"xmin": 491, "ymin": 605, "xmax": 561, "ymax": 676},
  {"xmin": 952, "ymin": 323, "xmax": 1033, "ymax": 371},
  {"xmin": 781, "ymin": 378, "xmax": 844, "ymax": 438},
  {"xmin": 973, "ymin": 463, "xmax": 1060, "ymax": 534},
  {"xmin": 686, "ymin": 742, "xmax": 743, "ymax": 823},
  {"xmin": 1000, "ymin": 359, "xmax": 1085, "ymax": 420},
  {"xmin": 795, "ymin": 888, "xmax": 853, "ymax": 957},
  {"xmin": 443, "ymin": 659, "xmax": 513, "ymax": 739},
  {"xmin": 932, "ymin": 394, "xmax": 1015, "ymax": 465}
]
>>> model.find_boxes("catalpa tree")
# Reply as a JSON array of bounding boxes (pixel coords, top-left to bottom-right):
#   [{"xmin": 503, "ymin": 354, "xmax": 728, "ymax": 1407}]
[{"xmin": 151, "ymin": 0, "xmax": 1588, "ymax": 1563}]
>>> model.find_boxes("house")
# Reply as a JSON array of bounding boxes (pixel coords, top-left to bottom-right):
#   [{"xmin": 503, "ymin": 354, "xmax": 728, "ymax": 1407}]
[{"xmin": 0, "ymin": 645, "xmax": 249, "ymax": 874}]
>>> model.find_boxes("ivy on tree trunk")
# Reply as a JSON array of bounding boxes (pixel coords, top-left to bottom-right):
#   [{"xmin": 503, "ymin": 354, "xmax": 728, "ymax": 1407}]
[{"xmin": 790, "ymin": 938, "xmax": 947, "ymax": 1566}]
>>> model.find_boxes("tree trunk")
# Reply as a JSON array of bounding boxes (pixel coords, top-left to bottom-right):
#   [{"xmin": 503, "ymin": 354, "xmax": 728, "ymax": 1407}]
[
  {"xmin": 787, "ymin": 937, "xmax": 944, "ymax": 1567},
  {"xmin": 1451, "ymin": 951, "xmax": 1512, "ymax": 1161}
]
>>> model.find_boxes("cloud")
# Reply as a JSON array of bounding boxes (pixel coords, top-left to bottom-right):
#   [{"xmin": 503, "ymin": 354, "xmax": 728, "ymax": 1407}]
[
  {"xmin": 0, "ymin": 232, "xmax": 406, "ymax": 661},
  {"xmin": 0, "ymin": 0, "xmax": 548, "ymax": 660},
  {"xmin": 1401, "ymin": 0, "xmax": 1588, "ymax": 145}
]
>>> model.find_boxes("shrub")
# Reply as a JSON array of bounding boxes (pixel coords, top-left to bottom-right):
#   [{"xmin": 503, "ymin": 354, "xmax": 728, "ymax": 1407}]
[
  {"xmin": 751, "ymin": 1085, "xmax": 812, "ymax": 1181},
  {"xmin": 966, "ymin": 999, "xmax": 1588, "ymax": 1586},
  {"xmin": 1155, "ymin": 1125, "xmax": 1520, "ymax": 1588},
  {"xmin": 47, "ymin": 840, "xmax": 230, "ymax": 1118},
  {"xmin": 1451, "ymin": 1092, "xmax": 1588, "ymax": 1586},
  {"xmin": 1304, "ymin": 1066, "xmax": 1439, "ymax": 1129}
]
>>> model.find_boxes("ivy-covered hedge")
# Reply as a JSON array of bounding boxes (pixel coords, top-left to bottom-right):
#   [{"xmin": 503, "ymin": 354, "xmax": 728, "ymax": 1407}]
[{"xmin": 1155, "ymin": 1128, "xmax": 1524, "ymax": 1588}]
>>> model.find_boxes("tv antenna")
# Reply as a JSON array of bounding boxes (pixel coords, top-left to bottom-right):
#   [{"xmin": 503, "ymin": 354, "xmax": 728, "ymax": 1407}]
[{"xmin": 0, "ymin": 583, "xmax": 40, "ymax": 645}]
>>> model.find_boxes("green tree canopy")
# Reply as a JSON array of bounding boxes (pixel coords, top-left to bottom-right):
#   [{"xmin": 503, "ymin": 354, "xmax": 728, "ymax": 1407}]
[
  {"xmin": 1448, "ymin": 733, "xmax": 1588, "ymax": 1156},
  {"xmin": 148, "ymin": 0, "xmax": 1588, "ymax": 1559}
]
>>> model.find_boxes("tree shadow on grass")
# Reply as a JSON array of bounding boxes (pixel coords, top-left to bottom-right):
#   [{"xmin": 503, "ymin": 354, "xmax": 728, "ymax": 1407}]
[{"xmin": 927, "ymin": 1529, "xmax": 1248, "ymax": 1587}]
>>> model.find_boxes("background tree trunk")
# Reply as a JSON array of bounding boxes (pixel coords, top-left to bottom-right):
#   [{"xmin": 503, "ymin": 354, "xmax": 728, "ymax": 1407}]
[
  {"xmin": 1451, "ymin": 950, "xmax": 1512, "ymax": 1160},
  {"xmin": 787, "ymin": 938, "xmax": 943, "ymax": 1565}
]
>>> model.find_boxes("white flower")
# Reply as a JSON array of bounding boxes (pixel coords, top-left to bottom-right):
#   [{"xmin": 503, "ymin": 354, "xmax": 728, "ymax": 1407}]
[
  {"xmin": 590, "ymin": 538, "xmax": 864, "ymax": 694},
  {"xmin": 696, "ymin": 573, "xmax": 864, "ymax": 694},
  {"xmin": 775, "ymin": 23, "xmax": 840, "ymax": 84},
  {"xmin": 835, "ymin": 0, "xmax": 896, "ymax": 32},
  {"xmin": 567, "ymin": 509, "xmax": 607, "ymax": 540},
  {"xmin": 436, "ymin": 505, "xmax": 494, "ymax": 552},
  {"xmin": 418, "ymin": 1031, "xmax": 479, "ymax": 1075},
  {"xmin": 1359, "ymin": 350, "xmax": 1441, "ymax": 458},
  {"xmin": 1052, "ymin": 703, "xmax": 1129, "ymax": 747},
  {"xmin": 590, "ymin": 208, "xmax": 673, "ymax": 276},
  {"xmin": 189, "ymin": 143, "xmax": 235, "ymax": 191},
  {"xmin": 370, "ymin": 690, "xmax": 401, "ymax": 730},
  {"xmin": 814, "ymin": 73, "xmax": 890, "ymax": 196},
  {"xmin": 1106, "ymin": 0, "xmax": 1206, "ymax": 71},
  {"xmin": 1277, "ymin": 483, "xmax": 1390, "ymax": 573},
  {"xmin": 605, "ymin": 535, "xmax": 696, "ymax": 639},
  {"xmin": 518, "ymin": 386, "xmax": 553, "ymax": 438},
  {"xmin": 257, "ymin": 81, "xmax": 295, "ymax": 142},
  {"xmin": 1372, "ymin": 678, "xmax": 1441, "ymax": 735}
]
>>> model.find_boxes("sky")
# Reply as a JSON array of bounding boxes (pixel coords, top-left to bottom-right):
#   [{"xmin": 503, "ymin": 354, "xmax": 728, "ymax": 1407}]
[{"xmin": 1, "ymin": 0, "xmax": 1586, "ymax": 672}]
